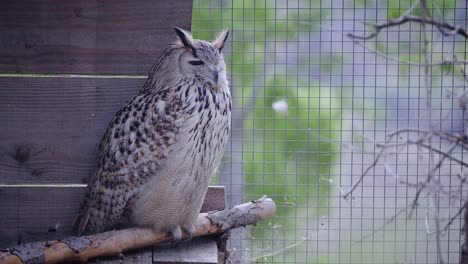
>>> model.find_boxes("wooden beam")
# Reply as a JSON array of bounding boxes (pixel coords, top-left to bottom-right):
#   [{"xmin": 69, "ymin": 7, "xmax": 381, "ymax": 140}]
[{"xmin": 0, "ymin": 0, "xmax": 193, "ymax": 75}]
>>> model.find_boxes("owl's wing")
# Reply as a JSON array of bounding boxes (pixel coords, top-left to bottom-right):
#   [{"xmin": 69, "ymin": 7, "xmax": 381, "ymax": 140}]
[{"xmin": 73, "ymin": 89, "xmax": 184, "ymax": 235}]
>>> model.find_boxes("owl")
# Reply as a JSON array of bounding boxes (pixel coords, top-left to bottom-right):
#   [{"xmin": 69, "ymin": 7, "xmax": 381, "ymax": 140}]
[{"xmin": 73, "ymin": 27, "xmax": 231, "ymax": 240}]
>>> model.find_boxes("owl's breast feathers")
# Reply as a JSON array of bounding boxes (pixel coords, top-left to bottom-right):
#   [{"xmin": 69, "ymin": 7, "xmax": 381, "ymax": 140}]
[{"xmin": 73, "ymin": 78, "xmax": 231, "ymax": 235}]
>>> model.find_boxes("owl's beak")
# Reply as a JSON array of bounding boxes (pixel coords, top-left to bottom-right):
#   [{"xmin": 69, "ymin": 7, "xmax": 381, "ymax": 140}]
[{"xmin": 212, "ymin": 69, "xmax": 219, "ymax": 83}]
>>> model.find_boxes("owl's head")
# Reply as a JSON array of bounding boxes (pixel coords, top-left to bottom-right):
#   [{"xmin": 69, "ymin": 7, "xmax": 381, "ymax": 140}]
[{"xmin": 173, "ymin": 27, "xmax": 229, "ymax": 89}]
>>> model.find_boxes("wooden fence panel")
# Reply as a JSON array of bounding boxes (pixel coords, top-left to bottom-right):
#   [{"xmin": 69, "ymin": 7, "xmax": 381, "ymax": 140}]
[
  {"xmin": 0, "ymin": 77, "xmax": 145, "ymax": 184},
  {"xmin": 0, "ymin": 186, "xmax": 225, "ymax": 248},
  {"xmin": 0, "ymin": 0, "xmax": 193, "ymax": 75},
  {"xmin": 0, "ymin": 2, "xmax": 221, "ymax": 262},
  {"xmin": 0, "ymin": 186, "xmax": 83, "ymax": 247}
]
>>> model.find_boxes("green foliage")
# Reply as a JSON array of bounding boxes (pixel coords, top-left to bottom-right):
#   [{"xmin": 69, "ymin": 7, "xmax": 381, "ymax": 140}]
[
  {"xmin": 243, "ymin": 79, "xmax": 340, "ymax": 212},
  {"xmin": 388, "ymin": 0, "xmax": 416, "ymax": 19},
  {"xmin": 387, "ymin": 0, "xmax": 456, "ymax": 19},
  {"xmin": 354, "ymin": 0, "xmax": 372, "ymax": 8},
  {"xmin": 193, "ymin": 0, "xmax": 325, "ymax": 106},
  {"xmin": 193, "ymin": 0, "xmax": 340, "ymax": 212},
  {"xmin": 193, "ymin": 1, "xmax": 341, "ymax": 262},
  {"xmin": 319, "ymin": 53, "xmax": 344, "ymax": 74}
]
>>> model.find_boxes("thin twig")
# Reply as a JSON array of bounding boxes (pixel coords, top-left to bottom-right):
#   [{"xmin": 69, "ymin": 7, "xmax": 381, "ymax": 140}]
[
  {"xmin": 342, "ymin": 150, "xmax": 385, "ymax": 199},
  {"xmin": 343, "ymin": 131, "xmax": 467, "ymax": 200},
  {"xmin": 347, "ymin": 15, "xmax": 468, "ymax": 40},
  {"xmin": 402, "ymin": 0, "xmax": 421, "ymax": 17},
  {"xmin": 252, "ymin": 237, "xmax": 307, "ymax": 261},
  {"xmin": 441, "ymin": 199, "xmax": 468, "ymax": 233},
  {"xmin": 376, "ymin": 140, "xmax": 468, "ymax": 167},
  {"xmin": 386, "ymin": 128, "xmax": 468, "ymax": 149},
  {"xmin": 356, "ymin": 204, "xmax": 411, "ymax": 243},
  {"xmin": 409, "ymin": 142, "xmax": 459, "ymax": 217},
  {"xmin": 350, "ymin": 39, "xmax": 468, "ymax": 66}
]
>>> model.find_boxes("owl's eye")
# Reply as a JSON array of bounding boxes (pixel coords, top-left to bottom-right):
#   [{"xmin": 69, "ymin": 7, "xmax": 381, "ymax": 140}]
[{"xmin": 189, "ymin": 60, "xmax": 204, "ymax": 66}]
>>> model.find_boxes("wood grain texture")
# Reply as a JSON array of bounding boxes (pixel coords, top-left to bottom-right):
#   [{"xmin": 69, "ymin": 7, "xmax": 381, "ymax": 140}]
[
  {"xmin": 0, "ymin": 186, "xmax": 225, "ymax": 248},
  {"xmin": 88, "ymin": 247, "xmax": 153, "ymax": 264},
  {"xmin": 0, "ymin": 77, "xmax": 145, "ymax": 184},
  {"xmin": 0, "ymin": 187, "xmax": 83, "ymax": 248},
  {"xmin": 153, "ymin": 237, "xmax": 218, "ymax": 264},
  {"xmin": 0, "ymin": 0, "xmax": 193, "ymax": 75}
]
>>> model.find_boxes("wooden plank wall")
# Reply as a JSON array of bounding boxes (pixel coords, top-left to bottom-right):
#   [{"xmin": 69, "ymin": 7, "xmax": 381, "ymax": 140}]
[
  {"xmin": 0, "ymin": 77, "xmax": 142, "ymax": 183},
  {"xmin": 0, "ymin": 0, "xmax": 193, "ymax": 75},
  {"xmin": 0, "ymin": 0, "xmax": 195, "ymax": 249}
]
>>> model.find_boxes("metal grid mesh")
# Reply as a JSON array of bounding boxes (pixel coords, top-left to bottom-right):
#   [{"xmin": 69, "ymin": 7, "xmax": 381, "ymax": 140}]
[{"xmin": 193, "ymin": 0, "xmax": 467, "ymax": 263}]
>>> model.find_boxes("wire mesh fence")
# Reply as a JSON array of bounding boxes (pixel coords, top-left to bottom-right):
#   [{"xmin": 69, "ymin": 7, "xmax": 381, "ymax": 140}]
[{"xmin": 193, "ymin": 0, "xmax": 468, "ymax": 263}]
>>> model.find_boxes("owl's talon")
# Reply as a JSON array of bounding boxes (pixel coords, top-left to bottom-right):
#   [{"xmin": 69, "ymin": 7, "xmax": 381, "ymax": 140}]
[
  {"xmin": 171, "ymin": 225, "xmax": 182, "ymax": 240},
  {"xmin": 170, "ymin": 225, "xmax": 182, "ymax": 247},
  {"xmin": 182, "ymin": 225, "xmax": 196, "ymax": 241},
  {"xmin": 170, "ymin": 240, "xmax": 180, "ymax": 248}
]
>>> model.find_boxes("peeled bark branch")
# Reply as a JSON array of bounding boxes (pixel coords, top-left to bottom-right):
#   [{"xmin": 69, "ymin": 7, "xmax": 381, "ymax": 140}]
[{"xmin": 0, "ymin": 196, "xmax": 276, "ymax": 264}]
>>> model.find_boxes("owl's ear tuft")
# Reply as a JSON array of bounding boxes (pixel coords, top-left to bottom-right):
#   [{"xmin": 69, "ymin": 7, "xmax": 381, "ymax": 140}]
[
  {"xmin": 173, "ymin": 27, "xmax": 195, "ymax": 52},
  {"xmin": 213, "ymin": 29, "xmax": 229, "ymax": 51}
]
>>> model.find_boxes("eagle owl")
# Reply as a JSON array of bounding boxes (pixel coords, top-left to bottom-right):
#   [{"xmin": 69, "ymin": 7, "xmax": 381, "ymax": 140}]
[{"xmin": 73, "ymin": 27, "xmax": 231, "ymax": 240}]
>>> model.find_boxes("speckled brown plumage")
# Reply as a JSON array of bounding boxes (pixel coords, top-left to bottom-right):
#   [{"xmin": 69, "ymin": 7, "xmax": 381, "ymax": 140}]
[{"xmin": 73, "ymin": 27, "xmax": 231, "ymax": 238}]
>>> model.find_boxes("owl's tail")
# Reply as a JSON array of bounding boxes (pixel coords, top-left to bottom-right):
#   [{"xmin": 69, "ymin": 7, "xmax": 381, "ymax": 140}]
[
  {"xmin": 72, "ymin": 175, "xmax": 99, "ymax": 235},
  {"xmin": 72, "ymin": 207, "xmax": 90, "ymax": 236}
]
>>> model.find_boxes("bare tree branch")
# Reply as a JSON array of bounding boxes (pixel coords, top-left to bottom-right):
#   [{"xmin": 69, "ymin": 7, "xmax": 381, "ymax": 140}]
[
  {"xmin": 387, "ymin": 128, "xmax": 467, "ymax": 146},
  {"xmin": 344, "ymin": 1, "xmax": 468, "ymax": 262},
  {"xmin": 341, "ymin": 128, "xmax": 467, "ymax": 238},
  {"xmin": 442, "ymin": 199, "xmax": 468, "ymax": 233},
  {"xmin": 376, "ymin": 140, "xmax": 468, "ymax": 167},
  {"xmin": 350, "ymin": 39, "xmax": 468, "ymax": 66},
  {"xmin": 409, "ymin": 142, "xmax": 459, "ymax": 218},
  {"xmin": 347, "ymin": 15, "xmax": 468, "ymax": 41},
  {"xmin": 0, "ymin": 197, "xmax": 276, "ymax": 264},
  {"xmin": 343, "ymin": 150, "xmax": 385, "ymax": 199},
  {"xmin": 343, "ymin": 127, "xmax": 467, "ymax": 201}
]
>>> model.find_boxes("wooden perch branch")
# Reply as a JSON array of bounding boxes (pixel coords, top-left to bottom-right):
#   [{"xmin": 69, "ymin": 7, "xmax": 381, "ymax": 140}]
[{"xmin": 0, "ymin": 196, "xmax": 276, "ymax": 264}]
